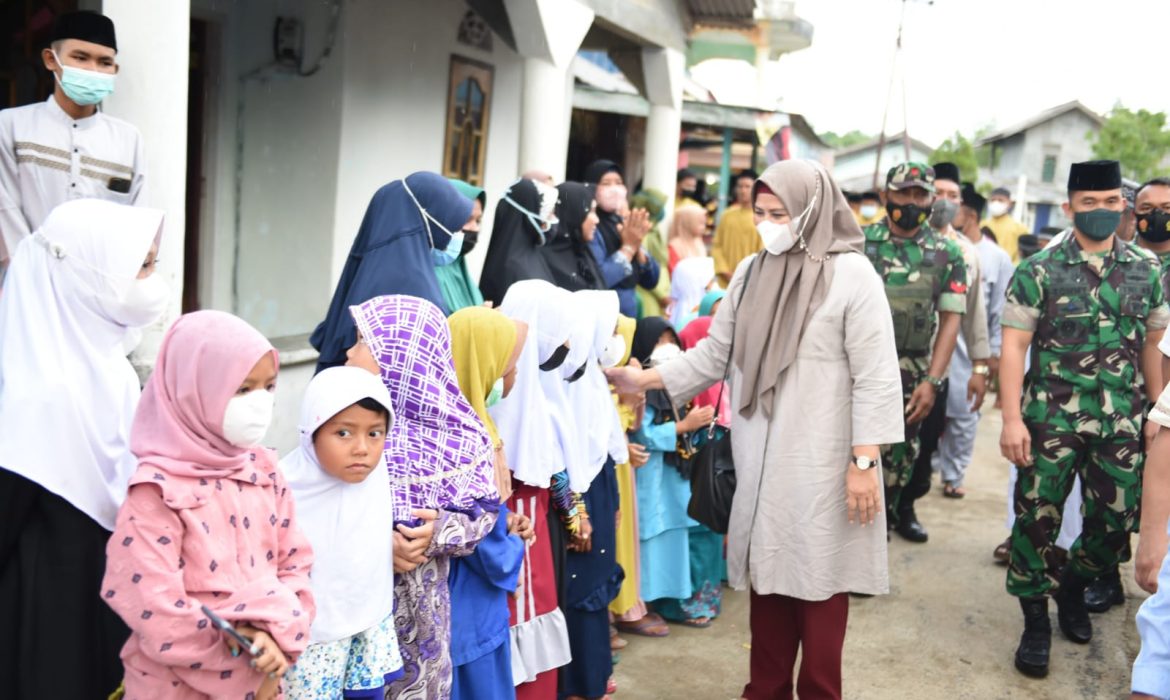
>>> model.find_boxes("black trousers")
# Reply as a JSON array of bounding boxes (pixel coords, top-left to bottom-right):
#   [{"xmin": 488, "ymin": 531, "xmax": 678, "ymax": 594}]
[
  {"xmin": 904, "ymin": 379, "xmax": 950, "ymax": 513},
  {"xmin": 0, "ymin": 469, "xmax": 129, "ymax": 700}
]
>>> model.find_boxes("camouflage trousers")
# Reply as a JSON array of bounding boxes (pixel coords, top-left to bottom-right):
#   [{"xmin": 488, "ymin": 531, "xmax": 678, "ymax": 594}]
[
  {"xmin": 882, "ymin": 356, "xmax": 930, "ymax": 524},
  {"xmin": 1006, "ymin": 426, "xmax": 1142, "ymax": 599}
]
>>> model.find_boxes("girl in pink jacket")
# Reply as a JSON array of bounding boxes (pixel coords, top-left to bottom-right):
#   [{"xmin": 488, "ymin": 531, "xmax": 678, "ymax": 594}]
[{"xmin": 102, "ymin": 311, "xmax": 316, "ymax": 700}]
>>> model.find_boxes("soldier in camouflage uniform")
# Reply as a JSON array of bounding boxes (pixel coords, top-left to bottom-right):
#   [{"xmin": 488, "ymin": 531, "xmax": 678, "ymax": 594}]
[
  {"xmin": 1000, "ymin": 160, "xmax": 1170, "ymax": 679},
  {"xmin": 863, "ymin": 162, "xmax": 968, "ymax": 543},
  {"xmin": 1080, "ymin": 177, "xmax": 1170, "ymax": 613}
]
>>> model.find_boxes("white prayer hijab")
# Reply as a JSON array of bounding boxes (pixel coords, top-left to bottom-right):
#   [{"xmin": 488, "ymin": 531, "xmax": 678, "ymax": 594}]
[
  {"xmin": 493, "ymin": 280, "xmax": 574, "ymax": 488},
  {"xmin": 280, "ymin": 366, "xmax": 397, "ymax": 643},
  {"xmin": 537, "ymin": 292, "xmax": 596, "ymax": 492},
  {"xmin": 0, "ymin": 199, "xmax": 164, "ymax": 530},
  {"xmin": 669, "ymin": 256, "xmax": 716, "ymax": 329},
  {"xmin": 568, "ymin": 290, "xmax": 627, "ymax": 477}
]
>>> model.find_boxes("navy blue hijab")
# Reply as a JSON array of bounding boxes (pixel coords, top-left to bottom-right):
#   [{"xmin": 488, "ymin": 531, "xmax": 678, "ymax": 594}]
[{"xmin": 310, "ymin": 172, "xmax": 472, "ymax": 372}]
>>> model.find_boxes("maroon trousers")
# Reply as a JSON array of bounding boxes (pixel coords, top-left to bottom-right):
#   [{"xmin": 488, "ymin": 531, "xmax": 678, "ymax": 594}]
[{"xmin": 742, "ymin": 590, "xmax": 849, "ymax": 700}]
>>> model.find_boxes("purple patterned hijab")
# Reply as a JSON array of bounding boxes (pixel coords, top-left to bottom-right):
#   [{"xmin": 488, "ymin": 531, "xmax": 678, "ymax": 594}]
[{"xmin": 349, "ymin": 295, "xmax": 499, "ymax": 523}]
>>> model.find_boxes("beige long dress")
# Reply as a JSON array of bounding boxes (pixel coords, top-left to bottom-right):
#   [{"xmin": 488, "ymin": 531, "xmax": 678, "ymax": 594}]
[{"xmin": 657, "ymin": 251, "xmax": 905, "ymax": 600}]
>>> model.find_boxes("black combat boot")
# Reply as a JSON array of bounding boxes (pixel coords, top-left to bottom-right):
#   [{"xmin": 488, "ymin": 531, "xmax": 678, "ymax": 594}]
[
  {"xmin": 1084, "ymin": 566, "xmax": 1125, "ymax": 613},
  {"xmin": 1054, "ymin": 569, "xmax": 1093, "ymax": 644},
  {"xmin": 895, "ymin": 505, "xmax": 928, "ymax": 543},
  {"xmin": 1015, "ymin": 597, "xmax": 1051, "ymax": 678}
]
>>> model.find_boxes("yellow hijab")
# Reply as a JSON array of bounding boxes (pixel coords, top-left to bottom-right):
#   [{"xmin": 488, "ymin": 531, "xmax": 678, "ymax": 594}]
[
  {"xmin": 447, "ymin": 307, "xmax": 524, "ymax": 445},
  {"xmin": 711, "ymin": 204, "xmax": 762, "ymax": 282}
]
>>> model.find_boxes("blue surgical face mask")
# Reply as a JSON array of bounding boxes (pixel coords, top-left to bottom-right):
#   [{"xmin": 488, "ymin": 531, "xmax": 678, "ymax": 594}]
[
  {"xmin": 403, "ymin": 179, "xmax": 464, "ymax": 266},
  {"xmin": 485, "ymin": 377, "xmax": 505, "ymax": 408},
  {"xmin": 504, "ymin": 194, "xmax": 555, "ymax": 245},
  {"xmin": 53, "ymin": 52, "xmax": 116, "ymax": 106},
  {"xmin": 431, "ymin": 229, "xmax": 465, "ymax": 266}
]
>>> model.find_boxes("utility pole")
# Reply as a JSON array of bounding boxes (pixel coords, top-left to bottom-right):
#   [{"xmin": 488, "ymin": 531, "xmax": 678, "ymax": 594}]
[{"xmin": 872, "ymin": 0, "xmax": 933, "ymax": 189}]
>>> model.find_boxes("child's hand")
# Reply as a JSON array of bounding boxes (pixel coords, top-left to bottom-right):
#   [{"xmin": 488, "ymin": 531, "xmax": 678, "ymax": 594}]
[
  {"xmin": 680, "ymin": 406, "xmax": 715, "ymax": 433},
  {"xmin": 507, "ymin": 511, "xmax": 536, "ymax": 541},
  {"xmin": 395, "ymin": 509, "xmax": 439, "ymax": 565},
  {"xmin": 393, "ymin": 531, "xmax": 422, "ymax": 573},
  {"xmin": 627, "ymin": 442, "xmax": 649, "ymax": 468},
  {"xmin": 569, "ymin": 515, "xmax": 593, "ymax": 553},
  {"xmin": 236, "ymin": 625, "xmax": 289, "ymax": 677},
  {"xmin": 256, "ymin": 672, "xmax": 281, "ymax": 700}
]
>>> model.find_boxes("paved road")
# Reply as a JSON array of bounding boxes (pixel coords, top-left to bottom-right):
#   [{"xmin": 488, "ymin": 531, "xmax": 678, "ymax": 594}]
[{"xmin": 613, "ymin": 408, "xmax": 1145, "ymax": 699}]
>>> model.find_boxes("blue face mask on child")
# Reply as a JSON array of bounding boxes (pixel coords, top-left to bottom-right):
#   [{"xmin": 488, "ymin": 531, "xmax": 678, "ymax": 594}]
[{"xmin": 403, "ymin": 179, "xmax": 465, "ymax": 266}]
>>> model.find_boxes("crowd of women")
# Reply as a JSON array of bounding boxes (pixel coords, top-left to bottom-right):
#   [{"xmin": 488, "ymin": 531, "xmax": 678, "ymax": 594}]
[{"xmin": 0, "ymin": 156, "xmax": 904, "ymax": 700}]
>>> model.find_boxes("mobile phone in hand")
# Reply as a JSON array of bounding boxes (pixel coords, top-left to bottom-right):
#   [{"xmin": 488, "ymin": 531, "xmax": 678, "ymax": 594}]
[{"xmin": 200, "ymin": 605, "xmax": 259, "ymax": 656}]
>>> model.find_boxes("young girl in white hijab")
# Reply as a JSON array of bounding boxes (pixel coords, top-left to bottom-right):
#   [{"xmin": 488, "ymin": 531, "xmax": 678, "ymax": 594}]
[
  {"xmin": 0, "ymin": 199, "xmax": 166, "ymax": 698},
  {"xmin": 281, "ymin": 367, "xmax": 403, "ymax": 698}
]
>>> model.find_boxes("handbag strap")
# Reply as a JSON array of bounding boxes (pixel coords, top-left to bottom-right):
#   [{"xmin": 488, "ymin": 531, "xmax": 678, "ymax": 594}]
[{"xmin": 707, "ymin": 256, "xmax": 756, "ymax": 436}]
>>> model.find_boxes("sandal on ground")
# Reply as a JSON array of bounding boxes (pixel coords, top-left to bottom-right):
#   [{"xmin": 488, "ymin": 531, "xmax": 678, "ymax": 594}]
[
  {"xmin": 943, "ymin": 484, "xmax": 967, "ymax": 499},
  {"xmin": 615, "ymin": 613, "xmax": 670, "ymax": 637},
  {"xmin": 679, "ymin": 616, "xmax": 713, "ymax": 628},
  {"xmin": 607, "ymin": 677, "xmax": 618, "ymax": 694},
  {"xmin": 610, "ymin": 634, "xmax": 628, "ymax": 650}
]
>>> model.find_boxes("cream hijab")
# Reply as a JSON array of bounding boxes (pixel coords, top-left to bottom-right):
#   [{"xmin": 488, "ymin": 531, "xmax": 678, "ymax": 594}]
[
  {"xmin": 280, "ymin": 366, "xmax": 397, "ymax": 643},
  {"xmin": 733, "ymin": 160, "xmax": 864, "ymax": 418},
  {"xmin": 0, "ymin": 199, "xmax": 164, "ymax": 530}
]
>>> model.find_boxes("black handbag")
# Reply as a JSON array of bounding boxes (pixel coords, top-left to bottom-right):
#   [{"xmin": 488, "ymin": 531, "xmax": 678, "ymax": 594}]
[{"xmin": 686, "ymin": 260, "xmax": 754, "ymax": 534}]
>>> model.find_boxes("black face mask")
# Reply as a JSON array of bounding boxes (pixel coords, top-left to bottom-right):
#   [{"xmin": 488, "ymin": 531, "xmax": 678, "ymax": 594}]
[
  {"xmin": 539, "ymin": 344, "xmax": 570, "ymax": 372},
  {"xmin": 887, "ymin": 202, "xmax": 928, "ymax": 231},
  {"xmin": 460, "ymin": 231, "xmax": 479, "ymax": 257},
  {"xmin": 680, "ymin": 188, "xmax": 697, "ymax": 199},
  {"xmin": 565, "ymin": 361, "xmax": 588, "ymax": 383},
  {"xmin": 1138, "ymin": 211, "xmax": 1170, "ymax": 243}
]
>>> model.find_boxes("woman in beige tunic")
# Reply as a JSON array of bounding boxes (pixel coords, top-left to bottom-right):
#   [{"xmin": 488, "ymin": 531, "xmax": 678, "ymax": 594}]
[{"xmin": 607, "ymin": 160, "xmax": 904, "ymax": 700}]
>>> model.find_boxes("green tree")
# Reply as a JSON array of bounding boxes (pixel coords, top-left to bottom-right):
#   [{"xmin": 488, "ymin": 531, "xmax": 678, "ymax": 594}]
[
  {"xmin": 1091, "ymin": 105, "xmax": 1170, "ymax": 182},
  {"xmin": 930, "ymin": 132, "xmax": 980, "ymax": 184},
  {"xmin": 820, "ymin": 129, "xmax": 872, "ymax": 149}
]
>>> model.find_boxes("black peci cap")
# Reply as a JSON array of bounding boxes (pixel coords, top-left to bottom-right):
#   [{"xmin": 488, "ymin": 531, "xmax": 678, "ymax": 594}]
[
  {"xmin": 51, "ymin": 11, "xmax": 117, "ymax": 51},
  {"xmin": 1068, "ymin": 160, "xmax": 1122, "ymax": 192}
]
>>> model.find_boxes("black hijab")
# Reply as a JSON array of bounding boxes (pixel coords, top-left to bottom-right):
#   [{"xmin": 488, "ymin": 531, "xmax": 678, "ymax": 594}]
[
  {"xmin": 632, "ymin": 316, "xmax": 690, "ymax": 470},
  {"xmin": 479, "ymin": 178, "xmax": 556, "ymax": 305},
  {"xmin": 583, "ymin": 159, "xmax": 626, "ymax": 256},
  {"xmin": 542, "ymin": 182, "xmax": 604, "ymax": 292}
]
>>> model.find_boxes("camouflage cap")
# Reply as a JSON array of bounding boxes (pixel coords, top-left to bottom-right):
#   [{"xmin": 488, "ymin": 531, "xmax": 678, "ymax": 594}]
[{"xmin": 886, "ymin": 162, "xmax": 935, "ymax": 193}]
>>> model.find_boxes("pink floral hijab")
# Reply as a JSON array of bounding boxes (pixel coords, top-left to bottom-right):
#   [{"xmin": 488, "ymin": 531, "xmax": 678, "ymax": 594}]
[{"xmin": 131, "ymin": 310, "xmax": 278, "ymax": 479}]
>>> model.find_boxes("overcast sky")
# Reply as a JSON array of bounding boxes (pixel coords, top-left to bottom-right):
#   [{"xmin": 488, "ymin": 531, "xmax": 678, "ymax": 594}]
[{"xmin": 690, "ymin": 0, "xmax": 1170, "ymax": 147}]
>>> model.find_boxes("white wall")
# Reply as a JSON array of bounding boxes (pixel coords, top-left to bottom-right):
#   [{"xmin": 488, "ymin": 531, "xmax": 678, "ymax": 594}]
[
  {"xmin": 189, "ymin": 0, "xmax": 526, "ymax": 452},
  {"xmin": 329, "ymin": 0, "xmax": 524, "ymax": 285},
  {"xmin": 191, "ymin": 0, "xmax": 345, "ymax": 340},
  {"xmin": 101, "ymin": 0, "xmax": 190, "ymax": 373}
]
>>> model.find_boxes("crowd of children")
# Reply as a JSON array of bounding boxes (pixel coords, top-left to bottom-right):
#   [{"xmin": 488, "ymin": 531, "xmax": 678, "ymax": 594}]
[{"xmin": 0, "ymin": 166, "xmax": 734, "ymax": 700}]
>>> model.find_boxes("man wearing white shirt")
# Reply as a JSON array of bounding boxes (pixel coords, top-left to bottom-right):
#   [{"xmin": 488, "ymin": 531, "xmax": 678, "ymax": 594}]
[{"xmin": 0, "ymin": 10, "xmax": 146, "ymax": 278}]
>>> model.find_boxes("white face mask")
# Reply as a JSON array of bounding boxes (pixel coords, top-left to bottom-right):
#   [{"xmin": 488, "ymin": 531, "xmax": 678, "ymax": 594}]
[
  {"xmin": 103, "ymin": 273, "xmax": 169, "ymax": 328},
  {"xmin": 860, "ymin": 204, "xmax": 879, "ymax": 219},
  {"xmin": 756, "ymin": 183, "xmax": 818, "ymax": 256},
  {"xmin": 600, "ymin": 334, "xmax": 627, "ymax": 369},
  {"xmin": 222, "ymin": 389, "xmax": 275, "ymax": 448},
  {"xmin": 649, "ymin": 342, "xmax": 683, "ymax": 366},
  {"xmin": 988, "ymin": 200, "xmax": 1009, "ymax": 218}
]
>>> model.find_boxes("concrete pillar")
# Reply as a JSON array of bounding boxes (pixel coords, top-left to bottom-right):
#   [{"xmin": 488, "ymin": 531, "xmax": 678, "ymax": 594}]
[
  {"xmin": 504, "ymin": 0, "xmax": 593, "ymax": 181},
  {"xmin": 642, "ymin": 47, "xmax": 684, "ymax": 208},
  {"xmin": 101, "ymin": 0, "xmax": 190, "ymax": 369},
  {"xmin": 716, "ymin": 126, "xmax": 733, "ymax": 222}
]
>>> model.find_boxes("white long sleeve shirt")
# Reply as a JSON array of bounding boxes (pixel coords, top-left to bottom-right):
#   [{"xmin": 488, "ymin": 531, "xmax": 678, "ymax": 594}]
[{"xmin": 0, "ymin": 96, "xmax": 147, "ymax": 266}]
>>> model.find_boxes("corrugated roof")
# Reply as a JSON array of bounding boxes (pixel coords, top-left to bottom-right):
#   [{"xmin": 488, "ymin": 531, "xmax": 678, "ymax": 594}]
[
  {"xmin": 975, "ymin": 101, "xmax": 1104, "ymax": 146},
  {"xmin": 687, "ymin": 0, "xmax": 757, "ymax": 27}
]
